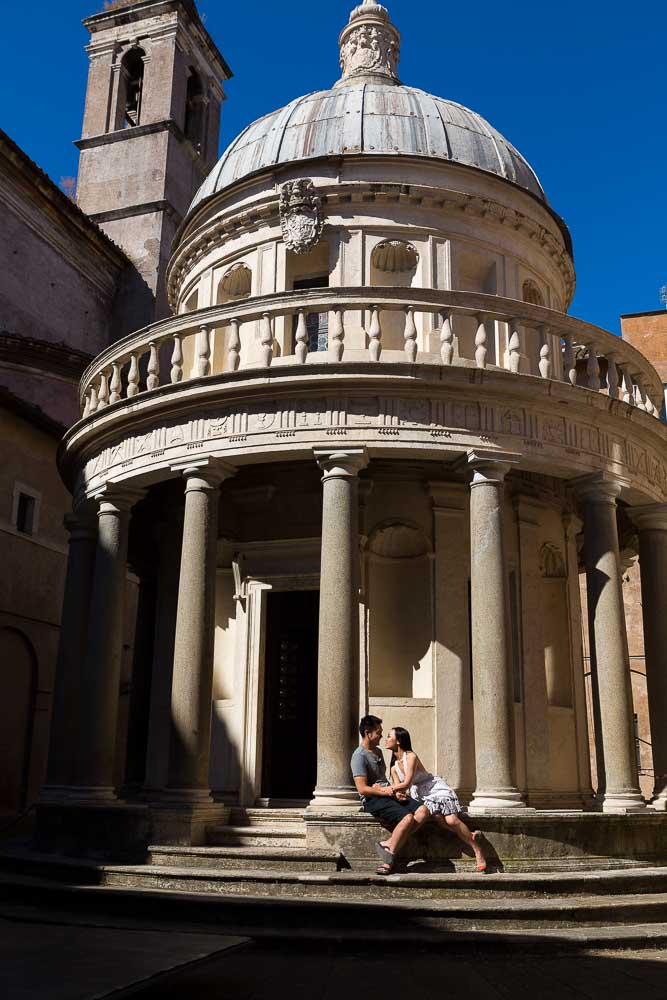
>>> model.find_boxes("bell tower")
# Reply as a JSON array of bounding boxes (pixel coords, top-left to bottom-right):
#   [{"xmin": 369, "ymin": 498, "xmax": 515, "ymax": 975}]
[{"xmin": 75, "ymin": 0, "xmax": 232, "ymax": 325}]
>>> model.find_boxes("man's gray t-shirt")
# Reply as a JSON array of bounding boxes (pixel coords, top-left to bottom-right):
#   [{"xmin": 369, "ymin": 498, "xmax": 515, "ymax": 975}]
[{"xmin": 351, "ymin": 746, "xmax": 390, "ymax": 802}]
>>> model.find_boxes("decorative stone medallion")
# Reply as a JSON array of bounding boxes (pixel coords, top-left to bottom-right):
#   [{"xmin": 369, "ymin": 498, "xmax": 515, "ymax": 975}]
[
  {"xmin": 279, "ymin": 179, "xmax": 324, "ymax": 255},
  {"xmin": 340, "ymin": 23, "xmax": 399, "ymax": 81}
]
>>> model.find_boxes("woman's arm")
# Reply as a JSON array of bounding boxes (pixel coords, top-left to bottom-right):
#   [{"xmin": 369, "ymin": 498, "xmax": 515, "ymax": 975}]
[
  {"xmin": 391, "ymin": 752, "xmax": 417, "ymax": 793},
  {"xmin": 353, "ymin": 775, "xmax": 395, "ymax": 799}
]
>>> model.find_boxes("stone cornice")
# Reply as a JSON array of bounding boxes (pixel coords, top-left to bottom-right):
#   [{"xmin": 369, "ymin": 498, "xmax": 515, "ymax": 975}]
[
  {"xmin": 166, "ymin": 179, "xmax": 576, "ymax": 312},
  {"xmin": 0, "ymin": 333, "xmax": 93, "ymax": 381},
  {"xmin": 57, "ymin": 361, "xmax": 667, "ymax": 509}
]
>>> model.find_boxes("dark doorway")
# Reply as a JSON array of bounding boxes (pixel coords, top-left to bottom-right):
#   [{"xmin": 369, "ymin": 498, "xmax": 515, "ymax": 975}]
[
  {"xmin": 293, "ymin": 275, "xmax": 329, "ymax": 353},
  {"xmin": 262, "ymin": 590, "xmax": 319, "ymax": 800}
]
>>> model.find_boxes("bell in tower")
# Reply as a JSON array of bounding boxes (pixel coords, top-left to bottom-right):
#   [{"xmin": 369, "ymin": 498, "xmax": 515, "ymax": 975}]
[{"xmin": 75, "ymin": 0, "xmax": 232, "ymax": 327}]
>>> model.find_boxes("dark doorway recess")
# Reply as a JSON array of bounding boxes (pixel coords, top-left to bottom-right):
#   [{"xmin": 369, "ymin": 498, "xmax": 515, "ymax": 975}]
[{"xmin": 262, "ymin": 590, "xmax": 319, "ymax": 800}]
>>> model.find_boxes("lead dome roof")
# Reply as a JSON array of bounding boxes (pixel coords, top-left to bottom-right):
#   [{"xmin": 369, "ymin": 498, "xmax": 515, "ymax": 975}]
[{"xmin": 189, "ymin": 2, "xmax": 547, "ymax": 212}]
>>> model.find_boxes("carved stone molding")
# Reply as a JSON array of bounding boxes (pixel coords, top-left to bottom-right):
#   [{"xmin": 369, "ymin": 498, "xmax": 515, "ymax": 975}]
[{"xmin": 279, "ymin": 179, "xmax": 324, "ymax": 255}]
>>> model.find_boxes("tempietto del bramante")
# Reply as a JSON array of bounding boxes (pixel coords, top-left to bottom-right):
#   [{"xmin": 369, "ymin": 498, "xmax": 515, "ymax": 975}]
[{"xmin": 35, "ymin": 0, "xmax": 667, "ymax": 872}]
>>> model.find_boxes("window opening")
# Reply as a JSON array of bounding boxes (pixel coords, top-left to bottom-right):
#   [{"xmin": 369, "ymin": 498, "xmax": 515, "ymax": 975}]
[
  {"xmin": 185, "ymin": 71, "xmax": 206, "ymax": 153},
  {"xmin": 122, "ymin": 49, "xmax": 145, "ymax": 129},
  {"xmin": 16, "ymin": 494, "xmax": 36, "ymax": 536},
  {"xmin": 293, "ymin": 276, "xmax": 329, "ymax": 353}
]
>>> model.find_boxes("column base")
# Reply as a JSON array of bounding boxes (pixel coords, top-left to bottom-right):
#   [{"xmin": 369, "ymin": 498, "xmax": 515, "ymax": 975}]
[
  {"xmin": 39, "ymin": 785, "xmax": 77, "ymax": 805},
  {"xmin": 66, "ymin": 786, "xmax": 118, "ymax": 804},
  {"xmin": 307, "ymin": 786, "xmax": 360, "ymax": 811},
  {"xmin": 467, "ymin": 789, "xmax": 529, "ymax": 815},
  {"xmin": 602, "ymin": 790, "xmax": 647, "ymax": 814},
  {"xmin": 150, "ymin": 801, "xmax": 229, "ymax": 846}
]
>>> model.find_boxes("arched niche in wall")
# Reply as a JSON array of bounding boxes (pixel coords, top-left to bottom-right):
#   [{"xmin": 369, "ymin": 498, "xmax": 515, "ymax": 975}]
[
  {"xmin": 539, "ymin": 543, "xmax": 573, "ymax": 708},
  {"xmin": 367, "ymin": 520, "xmax": 433, "ymax": 699},
  {"xmin": 0, "ymin": 628, "xmax": 37, "ymax": 813},
  {"xmin": 370, "ymin": 240, "xmax": 419, "ymax": 351},
  {"xmin": 523, "ymin": 279, "xmax": 545, "ymax": 306},
  {"xmin": 217, "ymin": 262, "xmax": 252, "ymax": 305}
]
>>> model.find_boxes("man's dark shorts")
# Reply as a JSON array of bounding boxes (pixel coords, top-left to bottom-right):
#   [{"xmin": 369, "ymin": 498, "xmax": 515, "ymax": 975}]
[{"xmin": 363, "ymin": 795, "xmax": 423, "ymax": 826}]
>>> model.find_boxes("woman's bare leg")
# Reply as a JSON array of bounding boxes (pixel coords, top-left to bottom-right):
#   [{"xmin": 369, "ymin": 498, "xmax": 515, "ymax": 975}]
[{"xmin": 434, "ymin": 813, "xmax": 486, "ymax": 867}]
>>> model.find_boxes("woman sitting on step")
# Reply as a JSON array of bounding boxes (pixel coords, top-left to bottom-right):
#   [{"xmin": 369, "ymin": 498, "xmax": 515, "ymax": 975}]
[{"xmin": 383, "ymin": 727, "xmax": 487, "ymax": 874}]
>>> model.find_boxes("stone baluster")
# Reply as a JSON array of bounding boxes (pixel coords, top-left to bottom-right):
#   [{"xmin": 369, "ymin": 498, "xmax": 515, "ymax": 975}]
[
  {"xmin": 563, "ymin": 335, "xmax": 577, "ymax": 386},
  {"xmin": 508, "ymin": 319, "xmax": 521, "ymax": 374},
  {"xmin": 147, "ymin": 341, "xmax": 160, "ymax": 391},
  {"xmin": 109, "ymin": 363, "xmax": 122, "ymax": 404},
  {"xmin": 538, "ymin": 327, "xmax": 552, "ymax": 379},
  {"xmin": 171, "ymin": 335, "xmax": 184, "ymax": 384},
  {"xmin": 403, "ymin": 306, "xmax": 418, "ymax": 363},
  {"xmin": 440, "ymin": 311, "xmax": 454, "ymax": 366},
  {"xmin": 165, "ymin": 462, "xmax": 236, "ymax": 799},
  {"xmin": 368, "ymin": 306, "xmax": 382, "ymax": 362},
  {"xmin": 260, "ymin": 313, "xmax": 274, "ymax": 367},
  {"xmin": 89, "ymin": 384, "xmax": 99, "ymax": 412},
  {"xmin": 586, "ymin": 348, "xmax": 601, "ymax": 391},
  {"xmin": 295, "ymin": 309, "xmax": 309, "ymax": 364},
  {"xmin": 227, "ymin": 318, "xmax": 241, "ymax": 371},
  {"xmin": 127, "ymin": 353, "xmax": 141, "ymax": 397},
  {"xmin": 467, "ymin": 450, "xmax": 526, "ymax": 813},
  {"xmin": 72, "ymin": 487, "xmax": 144, "ymax": 798},
  {"xmin": 309, "ymin": 448, "xmax": 369, "ymax": 810},
  {"xmin": 82, "ymin": 392, "xmax": 92, "ymax": 419},
  {"xmin": 605, "ymin": 353, "xmax": 619, "ymax": 399},
  {"xmin": 577, "ymin": 475, "xmax": 645, "ymax": 812},
  {"xmin": 331, "ymin": 308, "xmax": 345, "ymax": 362},
  {"xmin": 97, "ymin": 371, "xmax": 110, "ymax": 410},
  {"xmin": 41, "ymin": 512, "xmax": 98, "ymax": 798},
  {"xmin": 475, "ymin": 314, "xmax": 488, "ymax": 369},
  {"xmin": 619, "ymin": 366, "xmax": 635, "ymax": 406},
  {"xmin": 193, "ymin": 324, "xmax": 211, "ymax": 379},
  {"xmin": 627, "ymin": 504, "xmax": 667, "ymax": 811},
  {"xmin": 633, "ymin": 377, "xmax": 647, "ymax": 411}
]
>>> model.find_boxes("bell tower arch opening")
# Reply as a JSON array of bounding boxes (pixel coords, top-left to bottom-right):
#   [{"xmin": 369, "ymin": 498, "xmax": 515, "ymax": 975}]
[{"xmin": 76, "ymin": 0, "xmax": 233, "ymax": 326}]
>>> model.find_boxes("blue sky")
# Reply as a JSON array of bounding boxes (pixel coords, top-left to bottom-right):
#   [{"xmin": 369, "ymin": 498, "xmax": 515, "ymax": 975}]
[{"xmin": 1, "ymin": 0, "xmax": 664, "ymax": 332}]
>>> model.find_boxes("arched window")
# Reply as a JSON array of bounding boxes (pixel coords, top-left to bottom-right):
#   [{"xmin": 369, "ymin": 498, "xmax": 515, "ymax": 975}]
[
  {"xmin": 185, "ymin": 70, "xmax": 206, "ymax": 153},
  {"xmin": 120, "ymin": 49, "xmax": 146, "ymax": 129},
  {"xmin": 523, "ymin": 279, "xmax": 545, "ymax": 306}
]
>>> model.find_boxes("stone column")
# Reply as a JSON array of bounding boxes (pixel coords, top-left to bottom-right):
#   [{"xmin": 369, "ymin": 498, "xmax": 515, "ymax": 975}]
[
  {"xmin": 73, "ymin": 488, "xmax": 143, "ymax": 799},
  {"xmin": 429, "ymin": 483, "xmax": 475, "ymax": 800},
  {"xmin": 628, "ymin": 503, "xmax": 667, "ymax": 811},
  {"xmin": 467, "ymin": 451, "xmax": 526, "ymax": 813},
  {"xmin": 41, "ymin": 511, "xmax": 98, "ymax": 798},
  {"xmin": 578, "ymin": 476, "xmax": 645, "ymax": 812},
  {"xmin": 165, "ymin": 462, "xmax": 236, "ymax": 799},
  {"xmin": 513, "ymin": 496, "xmax": 550, "ymax": 806},
  {"xmin": 309, "ymin": 448, "xmax": 368, "ymax": 810}
]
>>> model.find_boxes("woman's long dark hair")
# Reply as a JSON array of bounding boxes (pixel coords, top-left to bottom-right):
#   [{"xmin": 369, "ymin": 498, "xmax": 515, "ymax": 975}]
[{"xmin": 390, "ymin": 726, "xmax": 413, "ymax": 769}]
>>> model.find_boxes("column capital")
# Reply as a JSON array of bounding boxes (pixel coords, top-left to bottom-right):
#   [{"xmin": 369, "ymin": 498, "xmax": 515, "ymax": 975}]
[
  {"xmin": 91, "ymin": 485, "xmax": 146, "ymax": 515},
  {"xmin": 627, "ymin": 503, "xmax": 667, "ymax": 533},
  {"xmin": 467, "ymin": 450, "xmax": 520, "ymax": 488},
  {"xmin": 63, "ymin": 511, "xmax": 98, "ymax": 541},
  {"xmin": 427, "ymin": 481, "xmax": 468, "ymax": 513},
  {"xmin": 570, "ymin": 473, "xmax": 628, "ymax": 505},
  {"xmin": 171, "ymin": 459, "xmax": 237, "ymax": 491},
  {"xmin": 314, "ymin": 447, "xmax": 369, "ymax": 481}
]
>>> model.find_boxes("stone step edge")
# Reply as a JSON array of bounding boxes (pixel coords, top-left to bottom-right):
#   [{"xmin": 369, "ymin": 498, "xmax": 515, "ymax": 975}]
[
  {"xmin": 2, "ymin": 850, "xmax": 667, "ymax": 892},
  {"xmin": 209, "ymin": 826, "xmax": 305, "ymax": 837},
  {"xmin": 149, "ymin": 846, "xmax": 339, "ymax": 861},
  {"xmin": 2, "ymin": 875, "xmax": 667, "ymax": 949}
]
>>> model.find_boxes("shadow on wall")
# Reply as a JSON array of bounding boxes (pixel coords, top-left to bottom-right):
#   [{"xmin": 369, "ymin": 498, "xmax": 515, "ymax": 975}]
[{"xmin": 0, "ymin": 628, "xmax": 37, "ymax": 816}]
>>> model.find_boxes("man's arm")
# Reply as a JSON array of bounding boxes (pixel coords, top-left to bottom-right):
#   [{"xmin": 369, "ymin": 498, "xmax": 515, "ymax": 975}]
[{"xmin": 353, "ymin": 775, "xmax": 395, "ymax": 799}]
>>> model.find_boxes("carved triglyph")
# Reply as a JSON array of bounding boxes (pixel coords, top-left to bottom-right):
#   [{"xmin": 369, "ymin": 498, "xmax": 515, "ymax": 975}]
[{"xmin": 279, "ymin": 179, "xmax": 324, "ymax": 255}]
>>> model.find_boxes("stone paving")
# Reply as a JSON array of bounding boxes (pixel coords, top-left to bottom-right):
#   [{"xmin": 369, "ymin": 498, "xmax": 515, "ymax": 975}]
[{"xmin": 135, "ymin": 940, "xmax": 667, "ymax": 1000}]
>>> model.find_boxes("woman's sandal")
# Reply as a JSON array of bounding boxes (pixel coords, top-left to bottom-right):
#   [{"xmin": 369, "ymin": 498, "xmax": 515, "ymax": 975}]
[
  {"xmin": 376, "ymin": 863, "xmax": 394, "ymax": 876},
  {"xmin": 374, "ymin": 841, "xmax": 395, "ymax": 866},
  {"xmin": 472, "ymin": 830, "xmax": 487, "ymax": 873}
]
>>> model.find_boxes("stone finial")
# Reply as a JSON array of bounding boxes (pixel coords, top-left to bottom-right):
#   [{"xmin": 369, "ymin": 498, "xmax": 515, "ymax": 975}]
[{"xmin": 337, "ymin": 0, "xmax": 401, "ymax": 86}]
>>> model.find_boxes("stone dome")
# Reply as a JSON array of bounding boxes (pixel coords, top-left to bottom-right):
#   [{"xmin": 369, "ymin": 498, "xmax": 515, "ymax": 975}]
[
  {"xmin": 190, "ymin": 83, "xmax": 546, "ymax": 211},
  {"xmin": 189, "ymin": 1, "xmax": 546, "ymax": 212}
]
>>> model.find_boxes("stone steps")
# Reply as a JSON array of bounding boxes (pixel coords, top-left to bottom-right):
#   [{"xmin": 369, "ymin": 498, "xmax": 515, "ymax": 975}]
[
  {"xmin": 207, "ymin": 826, "xmax": 306, "ymax": 848},
  {"xmin": 2, "ymin": 858, "xmax": 667, "ymax": 948},
  {"xmin": 149, "ymin": 846, "xmax": 340, "ymax": 872}
]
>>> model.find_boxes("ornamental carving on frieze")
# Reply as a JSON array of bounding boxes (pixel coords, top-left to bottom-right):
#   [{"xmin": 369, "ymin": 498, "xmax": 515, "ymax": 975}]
[
  {"xmin": 340, "ymin": 23, "xmax": 399, "ymax": 81},
  {"xmin": 279, "ymin": 179, "xmax": 324, "ymax": 255}
]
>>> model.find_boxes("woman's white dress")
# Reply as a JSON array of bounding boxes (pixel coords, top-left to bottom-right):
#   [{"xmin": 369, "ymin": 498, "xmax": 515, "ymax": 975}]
[{"xmin": 395, "ymin": 755, "xmax": 461, "ymax": 817}]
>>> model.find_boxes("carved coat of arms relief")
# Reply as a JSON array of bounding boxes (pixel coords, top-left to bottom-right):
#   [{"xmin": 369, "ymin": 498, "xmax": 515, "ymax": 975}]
[{"xmin": 279, "ymin": 179, "xmax": 324, "ymax": 254}]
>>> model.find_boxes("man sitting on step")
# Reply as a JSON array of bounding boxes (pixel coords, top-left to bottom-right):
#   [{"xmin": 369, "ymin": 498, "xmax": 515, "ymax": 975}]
[{"xmin": 351, "ymin": 715, "xmax": 430, "ymax": 875}]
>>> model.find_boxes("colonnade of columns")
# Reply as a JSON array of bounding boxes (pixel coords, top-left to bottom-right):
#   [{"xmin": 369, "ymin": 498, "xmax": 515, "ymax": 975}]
[{"xmin": 43, "ymin": 450, "xmax": 667, "ymax": 819}]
